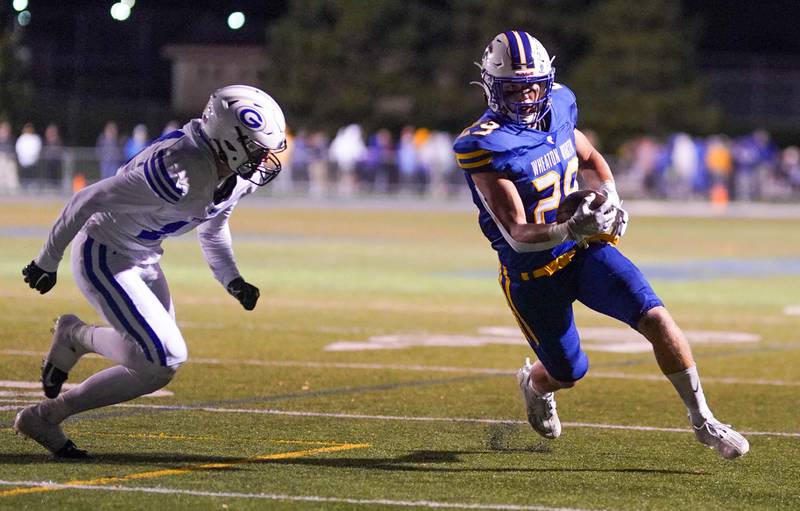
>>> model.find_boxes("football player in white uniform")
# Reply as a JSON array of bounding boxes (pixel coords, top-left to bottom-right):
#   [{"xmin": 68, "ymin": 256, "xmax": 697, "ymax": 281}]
[{"xmin": 15, "ymin": 85, "xmax": 286, "ymax": 458}]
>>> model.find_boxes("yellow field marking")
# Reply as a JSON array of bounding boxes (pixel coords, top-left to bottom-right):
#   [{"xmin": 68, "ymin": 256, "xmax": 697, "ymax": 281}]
[{"xmin": 0, "ymin": 442, "xmax": 370, "ymax": 498}]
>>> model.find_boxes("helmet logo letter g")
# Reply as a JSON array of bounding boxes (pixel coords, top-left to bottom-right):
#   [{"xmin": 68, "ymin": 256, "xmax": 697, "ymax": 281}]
[{"xmin": 236, "ymin": 107, "xmax": 264, "ymax": 131}]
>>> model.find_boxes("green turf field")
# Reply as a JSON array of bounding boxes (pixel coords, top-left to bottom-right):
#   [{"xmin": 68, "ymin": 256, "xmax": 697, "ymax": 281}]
[{"xmin": 1, "ymin": 199, "xmax": 798, "ymax": 510}]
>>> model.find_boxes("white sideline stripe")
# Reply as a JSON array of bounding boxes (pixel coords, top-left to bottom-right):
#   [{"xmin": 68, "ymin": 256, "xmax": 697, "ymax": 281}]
[
  {"xmin": 101, "ymin": 403, "xmax": 800, "ymax": 438},
  {"xmin": 589, "ymin": 372, "xmax": 800, "ymax": 387},
  {"xmin": 193, "ymin": 357, "xmax": 516, "ymax": 375},
  {"xmin": 0, "ymin": 381, "xmax": 174, "ymax": 397},
  {"xmin": 1, "ymin": 400, "xmax": 796, "ymax": 438},
  {"xmin": 2, "ymin": 350, "xmax": 798, "ymax": 387},
  {"xmin": 784, "ymin": 305, "xmax": 800, "ymax": 316},
  {"xmin": 0, "ymin": 481, "xmax": 594, "ymax": 511}
]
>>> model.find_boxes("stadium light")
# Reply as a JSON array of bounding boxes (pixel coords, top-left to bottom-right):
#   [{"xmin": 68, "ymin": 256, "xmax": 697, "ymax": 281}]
[
  {"xmin": 110, "ymin": 2, "xmax": 131, "ymax": 21},
  {"xmin": 12, "ymin": 0, "xmax": 28, "ymax": 12},
  {"xmin": 17, "ymin": 9, "xmax": 30, "ymax": 26},
  {"xmin": 121, "ymin": 0, "xmax": 135, "ymax": 6},
  {"xmin": 227, "ymin": 11, "xmax": 245, "ymax": 30}
]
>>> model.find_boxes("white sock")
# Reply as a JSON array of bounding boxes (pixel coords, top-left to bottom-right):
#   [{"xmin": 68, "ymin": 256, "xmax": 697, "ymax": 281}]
[
  {"xmin": 39, "ymin": 365, "xmax": 171, "ymax": 424},
  {"xmin": 666, "ymin": 365, "xmax": 714, "ymax": 426}
]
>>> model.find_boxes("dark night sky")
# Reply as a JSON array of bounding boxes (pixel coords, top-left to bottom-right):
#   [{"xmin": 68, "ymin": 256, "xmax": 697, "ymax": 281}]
[
  {"xmin": 11, "ymin": 0, "xmax": 800, "ymax": 102},
  {"xmin": 684, "ymin": 0, "xmax": 800, "ymax": 54},
  {"xmin": 18, "ymin": 1, "xmax": 798, "ymax": 48}
]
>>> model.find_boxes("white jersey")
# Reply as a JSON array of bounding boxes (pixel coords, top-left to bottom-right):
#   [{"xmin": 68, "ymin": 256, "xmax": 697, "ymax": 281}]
[{"xmin": 36, "ymin": 119, "xmax": 256, "ymax": 287}]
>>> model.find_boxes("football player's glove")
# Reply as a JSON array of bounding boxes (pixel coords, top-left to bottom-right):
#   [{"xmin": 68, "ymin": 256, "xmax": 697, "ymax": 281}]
[
  {"xmin": 598, "ymin": 181, "xmax": 629, "ymax": 238},
  {"xmin": 22, "ymin": 260, "xmax": 57, "ymax": 294},
  {"xmin": 565, "ymin": 193, "xmax": 616, "ymax": 239},
  {"xmin": 610, "ymin": 206, "xmax": 629, "ymax": 238},
  {"xmin": 226, "ymin": 277, "xmax": 260, "ymax": 311},
  {"xmin": 599, "ymin": 180, "xmax": 621, "ymax": 211}
]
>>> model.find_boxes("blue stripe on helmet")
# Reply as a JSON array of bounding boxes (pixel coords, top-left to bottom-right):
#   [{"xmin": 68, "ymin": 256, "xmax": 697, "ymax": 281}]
[
  {"xmin": 519, "ymin": 32, "xmax": 533, "ymax": 67},
  {"xmin": 83, "ymin": 238, "xmax": 154, "ymax": 363},
  {"xmin": 97, "ymin": 243, "xmax": 168, "ymax": 366},
  {"xmin": 504, "ymin": 31, "xmax": 520, "ymax": 65}
]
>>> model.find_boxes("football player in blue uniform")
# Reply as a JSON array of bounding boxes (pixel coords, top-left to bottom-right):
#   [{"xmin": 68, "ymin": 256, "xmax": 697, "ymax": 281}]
[{"xmin": 454, "ymin": 31, "xmax": 748, "ymax": 459}]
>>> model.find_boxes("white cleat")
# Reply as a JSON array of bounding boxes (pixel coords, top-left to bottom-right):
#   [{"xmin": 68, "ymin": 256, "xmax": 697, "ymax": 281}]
[
  {"xmin": 14, "ymin": 405, "xmax": 90, "ymax": 459},
  {"xmin": 517, "ymin": 358, "xmax": 561, "ymax": 439},
  {"xmin": 692, "ymin": 417, "xmax": 750, "ymax": 460},
  {"xmin": 14, "ymin": 405, "xmax": 68, "ymax": 453},
  {"xmin": 42, "ymin": 314, "xmax": 89, "ymax": 398}
]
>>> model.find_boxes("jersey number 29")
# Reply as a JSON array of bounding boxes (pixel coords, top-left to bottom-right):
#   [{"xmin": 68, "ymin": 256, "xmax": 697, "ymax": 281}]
[{"xmin": 532, "ymin": 156, "xmax": 579, "ymax": 224}]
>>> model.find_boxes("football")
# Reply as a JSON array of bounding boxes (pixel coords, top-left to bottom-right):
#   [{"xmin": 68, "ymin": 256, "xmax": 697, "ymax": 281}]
[{"xmin": 555, "ymin": 189, "xmax": 607, "ymax": 223}]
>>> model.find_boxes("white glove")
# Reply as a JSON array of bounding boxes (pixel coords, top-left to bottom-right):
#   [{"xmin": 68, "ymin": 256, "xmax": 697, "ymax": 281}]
[
  {"xmin": 600, "ymin": 180, "xmax": 629, "ymax": 238},
  {"xmin": 610, "ymin": 206, "xmax": 629, "ymax": 237},
  {"xmin": 599, "ymin": 180, "xmax": 621, "ymax": 210},
  {"xmin": 565, "ymin": 193, "xmax": 616, "ymax": 239}
]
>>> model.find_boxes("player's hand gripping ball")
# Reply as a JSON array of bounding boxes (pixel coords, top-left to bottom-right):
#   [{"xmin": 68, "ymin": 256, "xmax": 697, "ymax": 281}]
[{"xmin": 556, "ymin": 189, "xmax": 608, "ymax": 223}]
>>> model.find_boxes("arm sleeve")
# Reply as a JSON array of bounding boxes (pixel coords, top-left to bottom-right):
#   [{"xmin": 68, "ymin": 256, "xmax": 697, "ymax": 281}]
[
  {"xmin": 35, "ymin": 171, "xmax": 164, "ymax": 271},
  {"xmin": 196, "ymin": 205, "xmax": 241, "ymax": 287}
]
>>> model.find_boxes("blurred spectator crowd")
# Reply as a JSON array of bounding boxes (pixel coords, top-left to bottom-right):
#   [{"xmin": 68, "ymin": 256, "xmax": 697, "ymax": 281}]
[
  {"xmin": 616, "ymin": 130, "xmax": 800, "ymax": 203},
  {"xmin": 1, "ymin": 118, "xmax": 799, "ymax": 203}
]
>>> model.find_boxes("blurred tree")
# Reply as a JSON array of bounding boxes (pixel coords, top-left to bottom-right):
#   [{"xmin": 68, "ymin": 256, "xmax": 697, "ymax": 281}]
[
  {"xmin": 263, "ymin": 0, "xmax": 586, "ymax": 133},
  {"xmin": 566, "ymin": 0, "xmax": 719, "ymax": 149},
  {"xmin": 0, "ymin": 6, "xmax": 31, "ymax": 123},
  {"xmin": 263, "ymin": 0, "xmax": 714, "ymax": 149}
]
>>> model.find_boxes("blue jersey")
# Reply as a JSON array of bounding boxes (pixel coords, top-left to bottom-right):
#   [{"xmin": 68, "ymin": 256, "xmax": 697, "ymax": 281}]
[{"xmin": 454, "ymin": 83, "xmax": 581, "ymax": 271}]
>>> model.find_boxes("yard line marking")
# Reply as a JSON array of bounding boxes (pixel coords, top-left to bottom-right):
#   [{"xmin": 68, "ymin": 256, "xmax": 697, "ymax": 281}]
[
  {"xmin": 2, "ymin": 350, "xmax": 797, "ymax": 387},
  {"xmin": 589, "ymin": 371, "xmax": 800, "ymax": 387},
  {"xmin": 0, "ymin": 442, "xmax": 370, "ymax": 498},
  {"xmin": 0, "ymin": 380, "xmax": 172, "ymax": 397},
  {"xmin": 101, "ymin": 403, "xmax": 800, "ymax": 438},
  {"xmin": 74, "ymin": 431, "xmax": 223, "ymax": 441},
  {"xmin": 0, "ymin": 405, "xmax": 34, "ymax": 411},
  {"xmin": 193, "ymin": 357, "xmax": 515, "ymax": 375},
  {"xmin": 783, "ymin": 305, "xmax": 800, "ymax": 316},
  {"xmin": 0, "ymin": 480, "xmax": 599, "ymax": 511},
  {"xmin": 2, "ymin": 350, "xmax": 799, "ymax": 387},
  {"xmin": 5, "ymin": 401, "xmax": 797, "ymax": 438}
]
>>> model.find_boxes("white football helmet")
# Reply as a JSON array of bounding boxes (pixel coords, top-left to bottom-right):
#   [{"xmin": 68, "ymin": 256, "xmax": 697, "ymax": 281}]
[
  {"xmin": 201, "ymin": 85, "xmax": 287, "ymax": 186},
  {"xmin": 477, "ymin": 31, "xmax": 555, "ymax": 126}
]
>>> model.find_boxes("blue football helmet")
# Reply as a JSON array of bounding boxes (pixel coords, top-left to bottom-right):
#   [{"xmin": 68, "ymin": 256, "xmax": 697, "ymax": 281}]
[{"xmin": 477, "ymin": 31, "xmax": 555, "ymax": 126}]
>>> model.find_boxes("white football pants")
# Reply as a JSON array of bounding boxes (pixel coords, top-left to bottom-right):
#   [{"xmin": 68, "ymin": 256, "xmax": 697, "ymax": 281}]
[
  {"xmin": 71, "ymin": 230, "xmax": 188, "ymax": 373},
  {"xmin": 38, "ymin": 231, "xmax": 188, "ymax": 425}
]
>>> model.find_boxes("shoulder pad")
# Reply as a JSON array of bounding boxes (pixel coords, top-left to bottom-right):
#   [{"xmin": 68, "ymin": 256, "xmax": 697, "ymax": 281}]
[
  {"xmin": 143, "ymin": 148, "xmax": 189, "ymax": 204},
  {"xmin": 453, "ymin": 117, "xmax": 514, "ymax": 172},
  {"xmin": 551, "ymin": 83, "xmax": 578, "ymax": 127}
]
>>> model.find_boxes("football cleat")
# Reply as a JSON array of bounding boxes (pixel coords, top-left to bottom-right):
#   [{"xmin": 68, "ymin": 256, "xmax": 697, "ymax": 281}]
[
  {"xmin": 41, "ymin": 362, "xmax": 69, "ymax": 400},
  {"xmin": 54, "ymin": 439, "xmax": 91, "ymax": 460},
  {"xmin": 42, "ymin": 314, "xmax": 88, "ymax": 398},
  {"xmin": 692, "ymin": 417, "xmax": 750, "ymax": 460},
  {"xmin": 517, "ymin": 358, "xmax": 561, "ymax": 439},
  {"xmin": 14, "ymin": 405, "xmax": 72, "ymax": 455}
]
